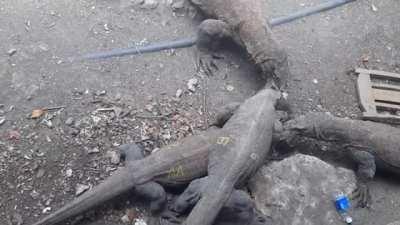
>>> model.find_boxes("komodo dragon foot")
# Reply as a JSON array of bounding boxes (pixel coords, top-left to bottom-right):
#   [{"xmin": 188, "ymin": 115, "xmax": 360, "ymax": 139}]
[
  {"xmin": 160, "ymin": 177, "xmax": 272, "ymax": 225},
  {"xmin": 119, "ymin": 144, "xmax": 167, "ymax": 213},
  {"xmin": 195, "ymin": 19, "xmax": 233, "ymax": 76}
]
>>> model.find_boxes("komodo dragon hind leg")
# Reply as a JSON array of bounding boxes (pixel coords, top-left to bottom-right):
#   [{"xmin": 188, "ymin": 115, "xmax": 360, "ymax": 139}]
[
  {"xmin": 118, "ymin": 144, "xmax": 167, "ymax": 213},
  {"xmin": 349, "ymin": 149, "xmax": 376, "ymax": 208},
  {"xmin": 195, "ymin": 19, "xmax": 234, "ymax": 76}
]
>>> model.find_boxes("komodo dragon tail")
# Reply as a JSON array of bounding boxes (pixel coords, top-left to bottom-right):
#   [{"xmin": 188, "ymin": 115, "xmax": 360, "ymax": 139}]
[{"xmin": 31, "ymin": 161, "xmax": 153, "ymax": 225}]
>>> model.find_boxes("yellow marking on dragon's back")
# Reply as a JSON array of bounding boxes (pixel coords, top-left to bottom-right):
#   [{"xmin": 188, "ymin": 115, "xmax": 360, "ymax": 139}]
[
  {"xmin": 216, "ymin": 136, "xmax": 231, "ymax": 146},
  {"xmin": 167, "ymin": 165, "xmax": 185, "ymax": 178}
]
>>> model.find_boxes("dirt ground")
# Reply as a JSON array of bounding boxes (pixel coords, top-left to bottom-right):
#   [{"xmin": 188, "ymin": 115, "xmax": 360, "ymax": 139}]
[{"xmin": 0, "ymin": 0, "xmax": 399, "ymax": 225}]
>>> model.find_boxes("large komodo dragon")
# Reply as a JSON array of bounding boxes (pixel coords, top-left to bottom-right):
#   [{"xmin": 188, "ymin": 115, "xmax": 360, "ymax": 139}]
[
  {"xmin": 175, "ymin": 86, "xmax": 279, "ymax": 225},
  {"xmin": 279, "ymin": 112, "xmax": 400, "ymax": 207},
  {"xmin": 31, "ymin": 88, "xmax": 280, "ymax": 225},
  {"xmin": 190, "ymin": 0, "xmax": 290, "ymax": 88}
]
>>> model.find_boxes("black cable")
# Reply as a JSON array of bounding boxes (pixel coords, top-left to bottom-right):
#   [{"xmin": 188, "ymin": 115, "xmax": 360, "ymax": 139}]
[{"xmin": 75, "ymin": 0, "xmax": 356, "ymax": 61}]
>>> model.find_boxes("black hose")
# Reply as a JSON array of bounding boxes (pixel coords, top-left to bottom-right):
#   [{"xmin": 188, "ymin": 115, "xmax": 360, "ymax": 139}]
[
  {"xmin": 76, "ymin": 0, "xmax": 356, "ymax": 61},
  {"xmin": 270, "ymin": 0, "xmax": 356, "ymax": 27}
]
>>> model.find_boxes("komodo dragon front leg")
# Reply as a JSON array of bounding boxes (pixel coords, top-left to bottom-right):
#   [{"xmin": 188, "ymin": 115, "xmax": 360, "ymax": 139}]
[
  {"xmin": 190, "ymin": 0, "xmax": 290, "ymax": 88},
  {"xmin": 278, "ymin": 112, "xmax": 400, "ymax": 208}
]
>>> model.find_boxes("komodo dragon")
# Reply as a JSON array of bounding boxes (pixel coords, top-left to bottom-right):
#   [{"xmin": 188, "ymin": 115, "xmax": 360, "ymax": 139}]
[
  {"xmin": 189, "ymin": 0, "xmax": 290, "ymax": 87},
  {"xmin": 171, "ymin": 88, "xmax": 280, "ymax": 225},
  {"xmin": 278, "ymin": 112, "xmax": 400, "ymax": 207},
  {"xmin": 31, "ymin": 88, "xmax": 280, "ymax": 225}
]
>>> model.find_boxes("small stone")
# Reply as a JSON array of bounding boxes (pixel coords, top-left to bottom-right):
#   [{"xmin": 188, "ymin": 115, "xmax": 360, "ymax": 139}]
[
  {"xmin": 226, "ymin": 85, "xmax": 235, "ymax": 92},
  {"xmin": 66, "ymin": 168, "xmax": 73, "ymax": 177},
  {"xmin": 104, "ymin": 23, "xmax": 111, "ymax": 31},
  {"xmin": 175, "ymin": 89, "xmax": 183, "ymax": 98},
  {"xmin": 134, "ymin": 218, "xmax": 147, "ymax": 225},
  {"xmin": 187, "ymin": 78, "xmax": 199, "ymax": 92},
  {"xmin": 42, "ymin": 207, "xmax": 52, "ymax": 214},
  {"xmin": 7, "ymin": 48, "xmax": 17, "ymax": 56},
  {"xmin": 108, "ymin": 151, "xmax": 121, "ymax": 165},
  {"xmin": 121, "ymin": 215, "xmax": 131, "ymax": 223},
  {"xmin": 0, "ymin": 117, "xmax": 5, "ymax": 125},
  {"xmin": 145, "ymin": 104, "xmax": 154, "ymax": 112},
  {"xmin": 65, "ymin": 117, "xmax": 74, "ymax": 126},
  {"xmin": 88, "ymin": 147, "xmax": 100, "ymax": 154},
  {"xmin": 95, "ymin": 90, "xmax": 107, "ymax": 96},
  {"xmin": 171, "ymin": 0, "xmax": 185, "ymax": 10},
  {"xmin": 75, "ymin": 184, "xmax": 90, "ymax": 196},
  {"xmin": 141, "ymin": 0, "xmax": 159, "ymax": 9},
  {"xmin": 43, "ymin": 120, "xmax": 53, "ymax": 128},
  {"xmin": 312, "ymin": 79, "xmax": 318, "ymax": 84}
]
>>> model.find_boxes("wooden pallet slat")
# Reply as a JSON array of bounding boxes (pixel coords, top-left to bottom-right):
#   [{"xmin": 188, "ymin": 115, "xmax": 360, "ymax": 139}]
[{"xmin": 355, "ymin": 68, "xmax": 400, "ymax": 124}]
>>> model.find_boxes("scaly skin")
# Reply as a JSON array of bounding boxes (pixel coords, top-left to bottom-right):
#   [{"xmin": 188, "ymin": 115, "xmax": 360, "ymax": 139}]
[
  {"xmin": 190, "ymin": 0, "xmax": 290, "ymax": 87},
  {"xmin": 180, "ymin": 88, "xmax": 280, "ymax": 225},
  {"xmin": 31, "ymin": 128, "xmax": 220, "ymax": 225},
  {"xmin": 281, "ymin": 112, "xmax": 400, "ymax": 207}
]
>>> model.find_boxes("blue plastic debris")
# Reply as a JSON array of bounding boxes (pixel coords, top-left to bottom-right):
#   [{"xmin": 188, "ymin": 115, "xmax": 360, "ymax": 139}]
[{"xmin": 334, "ymin": 194, "xmax": 353, "ymax": 224}]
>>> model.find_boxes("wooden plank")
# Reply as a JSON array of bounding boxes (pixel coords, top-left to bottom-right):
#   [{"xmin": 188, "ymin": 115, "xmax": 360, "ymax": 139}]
[
  {"xmin": 372, "ymin": 89, "xmax": 400, "ymax": 103},
  {"xmin": 356, "ymin": 68, "xmax": 400, "ymax": 80},
  {"xmin": 356, "ymin": 73, "xmax": 376, "ymax": 113},
  {"xmin": 372, "ymin": 83, "xmax": 400, "ymax": 92},
  {"xmin": 362, "ymin": 112, "xmax": 400, "ymax": 124},
  {"xmin": 375, "ymin": 102, "xmax": 400, "ymax": 110}
]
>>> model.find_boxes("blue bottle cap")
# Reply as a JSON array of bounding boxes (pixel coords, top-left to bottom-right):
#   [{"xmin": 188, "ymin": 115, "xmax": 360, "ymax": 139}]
[{"xmin": 335, "ymin": 195, "xmax": 350, "ymax": 212}]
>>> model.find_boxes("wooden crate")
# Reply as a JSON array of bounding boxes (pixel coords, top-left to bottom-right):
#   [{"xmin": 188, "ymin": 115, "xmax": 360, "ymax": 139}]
[{"xmin": 356, "ymin": 68, "xmax": 400, "ymax": 124}]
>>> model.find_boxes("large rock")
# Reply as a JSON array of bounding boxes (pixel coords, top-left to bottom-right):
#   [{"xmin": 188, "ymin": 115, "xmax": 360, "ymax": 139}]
[{"xmin": 248, "ymin": 154, "xmax": 356, "ymax": 225}]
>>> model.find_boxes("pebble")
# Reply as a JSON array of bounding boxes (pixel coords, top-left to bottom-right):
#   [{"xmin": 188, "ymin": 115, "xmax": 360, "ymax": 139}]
[
  {"xmin": 65, "ymin": 117, "xmax": 74, "ymax": 126},
  {"xmin": 88, "ymin": 147, "xmax": 100, "ymax": 154},
  {"xmin": 226, "ymin": 85, "xmax": 235, "ymax": 92},
  {"xmin": 135, "ymin": 219, "xmax": 147, "ymax": 225},
  {"xmin": 175, "ymin": 89, "xmax": 183, "ymax": 98},
  {"xmin": 0, "ymin": 117, "xmax": 5, "ymax": 125},
  {"xmin": 7, "ymin": 48, "xmax": 17, "ymax": 56},
  {"xmin": 108, "ymin": 151, "xmax": 120, "ymax": 165},
  {"xmin": 42, "ymin": 207, "xmax": 52, "ymax": 214},
  {"xmin": 75, "ymin": 184, "xmax": 90, "ymax": 196},
  {"xmin": 121, "ymin": 215, "xmax": 131, "ymax": 223},
  {"xmin": 42, "ymin": 119, "xmax": 53, "ymax": 128},
  {"xmin": 187, "ymin": 78, "xmax": 199, "ymax": 92},
  {"xmin": 171, "ymin": 0, "xmax": 185, "ymax": 10},
  {"xmin": 65, "ymin": 168, "xmax": 73, "ymax": 177},
  {"xmin": 141, "ymin": 0, "xmax": 159, "ymax": 9},
  {"xmin": 312, "ymin": 79, "xmax": 318, "ymax": 84}
]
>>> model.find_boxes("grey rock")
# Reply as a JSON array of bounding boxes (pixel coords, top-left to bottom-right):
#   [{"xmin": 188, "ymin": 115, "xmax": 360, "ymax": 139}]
[
  {"xmin": 248, "ymin": 154, "xmax": 356, "ymax": 225},
  {"xmin": 75, "ymin": 184, "xmax": 90, "ymax": 196},
  {"xmin": 141, "ymin": 0, "xmax": 159, "ymax": 9},
  {"xmin": 65, "ymin": 117, "xmax": 74, "ymax": 126},
  {"xmin": 171, "ymin": 0, "xmax": 185, "ymax": 10},
  {"xmin": 0, "ymin": 117, "xmax": 5, "ymax": 125}
]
